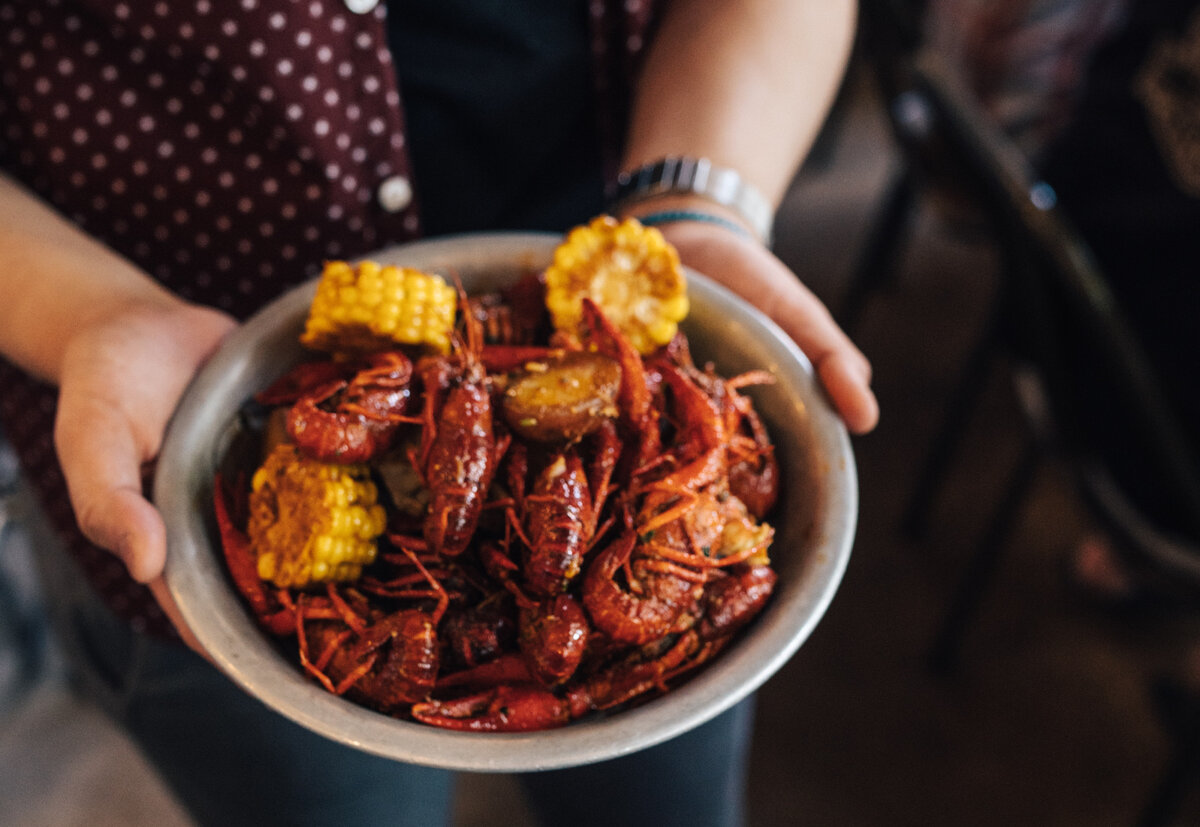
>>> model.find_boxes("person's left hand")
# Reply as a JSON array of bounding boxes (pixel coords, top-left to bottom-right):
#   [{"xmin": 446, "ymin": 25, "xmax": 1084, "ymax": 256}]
[
  {"xmin": 53, "ymin": 297, "xmax": 236, "ymax": 655},
  {"xmin": 654, "ymin": 220, "xmax": 878, "ymax": 435}
]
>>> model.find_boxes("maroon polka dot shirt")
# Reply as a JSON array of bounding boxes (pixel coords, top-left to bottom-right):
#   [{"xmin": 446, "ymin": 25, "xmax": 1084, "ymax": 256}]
[{"xmin": 0, "ymin": 0, "xmax": 657, "ymax": 637}]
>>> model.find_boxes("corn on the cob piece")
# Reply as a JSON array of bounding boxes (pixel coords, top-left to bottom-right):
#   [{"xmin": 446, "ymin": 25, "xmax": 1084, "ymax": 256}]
[
  {"xmin": 247, "ymin": 443, "xmax": 387, "ymax": 588},
  {"xmin": 300, "ymin": 260, "xmax": 458, "ymax": 354},
  {"xmin": 544, "ymin": 215, "xmax": 689, "ymax": 355}
]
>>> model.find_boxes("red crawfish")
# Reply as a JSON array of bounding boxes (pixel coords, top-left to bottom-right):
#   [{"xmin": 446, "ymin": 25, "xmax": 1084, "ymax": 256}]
[
  {"xmin": 257, "ymin": 352, "xmax": 416, "ymax": 464},
  {"xmin": 586, "ymin": 487, "xmax": 774, "ymax": 647},
  {"xmin": 296, "ymin": 545, "xmax": 450, "ymax": 711},
  {"xmin": 473, "ymin": 540, "xmax": 591, "ymax": 687},
  {"xmin": 582, "ymin": 360, "xmax": 732, "ymax": 646},
  {"xmin": 517, "ymin": 593, "xmax": 590, "ymax": 686},
  {"xmin": 724, "ymin": 396, "xmax": 780, "ymax": 520},
  {"xmin": 581, "ymin": 527, "xmax": 703, "ymax": 647},
  {"xmin": 415, "ymin": 305, "xmax": 509, "ymax": 557},
  {"xmin": 409, "ymin": 624, "xmax": 716, "ymax": 732},
  {"xmin": 651, "ymin": 338, "xmax": 780, "ymax": 519},
  {"xmin": 576, "ymin": 298, "xmax": 659, "ymax": 464},
  {"xmin": 212, "ymin": 472, "xmax": 297, "ymax": 636},
  {"xmin": 506, "ymin": 419, "xmax": 620, "ymax": 598},
  {"xmin": 439, "ymin": 594, "xmax": 518, "ymax": 671},
  {"xmin": 300, "ymin": 603, "xmax": 441, "ymax": 710},
  {"xmin": 410, "ymin": 561, "xmax": 776, "ymax": 732}
]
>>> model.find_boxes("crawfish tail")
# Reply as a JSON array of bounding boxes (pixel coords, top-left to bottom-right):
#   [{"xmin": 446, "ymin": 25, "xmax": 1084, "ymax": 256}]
[
  {"xmin": 522, "ymin": 451, "xmax": 594, "ymax": 598},
  {"xmin": 581, "ymin": 532, "xmax": 694, "ymax": 646},
  {"xmin": 411, "ymin": 685, "xmax": 572, "ymax": 732},
  {"xmin": 423, "ymin": 375, "xmax": 496, "ymax": 556}
]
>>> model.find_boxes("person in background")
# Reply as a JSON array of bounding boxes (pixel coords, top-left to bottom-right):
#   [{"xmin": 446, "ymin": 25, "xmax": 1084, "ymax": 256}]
[{"xmin": 0, "ymin": 1, "xmax": 875, "ymax": 825}]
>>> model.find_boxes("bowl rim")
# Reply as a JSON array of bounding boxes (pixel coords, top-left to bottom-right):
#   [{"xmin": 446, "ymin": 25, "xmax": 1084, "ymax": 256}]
[{"xmin": 156, "ymin": 231, "xmax": 858, "ymax": 771}]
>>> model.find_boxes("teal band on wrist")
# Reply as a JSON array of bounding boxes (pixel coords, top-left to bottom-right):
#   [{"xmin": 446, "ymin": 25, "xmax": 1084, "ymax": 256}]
[
  {"xmin": 633, "ymin": 209, "xmax": 753, "ymax": 241},
  {"xmin": 612, "ymin": 157, "xmax": 775, "ymax": 245}
]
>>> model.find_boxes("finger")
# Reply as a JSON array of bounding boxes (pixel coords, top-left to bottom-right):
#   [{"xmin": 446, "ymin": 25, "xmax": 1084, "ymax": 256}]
[
  {"xmin": 797, "ymin": 317, "xmax": 878, "ymax": 434},
  {"xmin": 54, "ymin": 401, "xmax": 167, "ymax": 582},
  {"xmin": 776, "ymin": 279, "xmax": 873, "ymax": 380},
  {"xmin": 642, "ymin": 226, "xmax": 879, "ymax": 433},
  {"xmin": 815, "ymin": 351, "xmax": 880, "ymax": 435},
  {"xmin": 769, "ymin": 284, "xmax": 879, "ymax": 433}
]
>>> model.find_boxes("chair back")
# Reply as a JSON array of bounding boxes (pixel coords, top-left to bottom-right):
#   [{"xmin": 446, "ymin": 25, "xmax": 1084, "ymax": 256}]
[{"xmin": 859, "ymin": 0, "xmax": 1200, "ymax": 565}]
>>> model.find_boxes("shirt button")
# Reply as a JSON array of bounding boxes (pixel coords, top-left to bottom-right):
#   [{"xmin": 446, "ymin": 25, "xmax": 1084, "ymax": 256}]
[
  {"xmin": 344, "ymin": 0, "xmax": 379, "ymax": 13},
  {"xmin": 377, "ymin": 175, "xmax": 413, "ymax": 212}
]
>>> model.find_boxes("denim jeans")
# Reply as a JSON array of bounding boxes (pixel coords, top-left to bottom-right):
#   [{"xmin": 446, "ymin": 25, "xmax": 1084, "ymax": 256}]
[{"xmin": 32, "ymin": 495, "xmax": 754, "ymax": 827}]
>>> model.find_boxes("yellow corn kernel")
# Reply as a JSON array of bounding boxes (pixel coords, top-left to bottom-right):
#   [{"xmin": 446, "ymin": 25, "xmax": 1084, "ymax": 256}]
[
  {"xmin": 247, "ymin": 444, "xmax": 387, "ymax": 589},
  {"xmin": 300, "ymin": 260, "xmax": 458, "ymax": 354},
  {"xmin": 717, "ymin": 516, "xmax": 775, "ymax": 567},
  {"xmin": 544, "ymin": 215, "xmax": 689, "ymax": 355}
]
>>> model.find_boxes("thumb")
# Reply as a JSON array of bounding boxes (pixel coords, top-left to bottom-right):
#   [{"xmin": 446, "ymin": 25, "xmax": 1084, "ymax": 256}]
[
  {"xmin": 84, "ymin": 485, "xmax": 167, "ymax": 583},
  {"xmin": 54, "ymin": 404, "xmax": 167, "ymax": 583}
]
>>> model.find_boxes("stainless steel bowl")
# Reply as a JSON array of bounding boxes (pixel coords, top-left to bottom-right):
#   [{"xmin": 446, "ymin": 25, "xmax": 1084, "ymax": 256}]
[{"xmin": 155, "ymin": 232, "xmax": 857, "ymax": 772}]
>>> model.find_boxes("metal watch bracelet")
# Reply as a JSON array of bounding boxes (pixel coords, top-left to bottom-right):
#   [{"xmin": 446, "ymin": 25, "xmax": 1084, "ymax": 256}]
[{"xmin": 612, "ymin": 157, "xmax": 775, "ymax": 246}]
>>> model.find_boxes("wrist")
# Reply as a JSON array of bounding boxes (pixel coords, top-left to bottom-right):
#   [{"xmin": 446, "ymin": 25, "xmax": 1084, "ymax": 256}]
[
  {"xmin": 59, "ymin": 298, "xmax": 234, "ymax": 387},
  {"xmin": 615, "ymin": 193, "xmax": 767, "ymax": 246},
  {"xmin": 1, "ymin": 249, "xmax": 190, "ymax": 385}
]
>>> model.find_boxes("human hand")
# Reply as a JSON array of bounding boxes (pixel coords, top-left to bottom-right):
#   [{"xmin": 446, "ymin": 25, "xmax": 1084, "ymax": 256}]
[
  {"xmin": 655, "ymin": 221, "xmax": 879, "ymax": 435},
  {"xmin": 53, "ymin": 299, "xmax": 236, "ymax": 648}
]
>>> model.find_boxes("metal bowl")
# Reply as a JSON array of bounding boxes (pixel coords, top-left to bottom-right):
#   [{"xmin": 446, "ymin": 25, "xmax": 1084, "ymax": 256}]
[{"xmin": 155, "ymin": 232, "xmax": 857, "ymax": 772}]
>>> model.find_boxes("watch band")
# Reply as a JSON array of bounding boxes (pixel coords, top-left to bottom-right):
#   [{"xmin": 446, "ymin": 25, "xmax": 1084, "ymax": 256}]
[{"xmin": 612, "ymin": 157, "xmax": 775, "ymax": 245}]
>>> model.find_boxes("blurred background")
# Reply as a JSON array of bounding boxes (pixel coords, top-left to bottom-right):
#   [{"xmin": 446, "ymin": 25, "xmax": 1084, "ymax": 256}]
[{"xmin": 3, "ymin": 3, "xmax": 1200, "ymax": 825}]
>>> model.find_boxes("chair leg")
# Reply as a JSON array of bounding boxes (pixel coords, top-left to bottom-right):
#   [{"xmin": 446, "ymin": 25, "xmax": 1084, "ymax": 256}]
[
  {"xmin": 1138, "ymin": 677, "xmax": 1200, "ymax": 827},
  {"xmin": 926, "ymin": 438, "xmax": 1042, "ymax": 676},
  {"xmin": 902, "ymin": 313, "xmax": 1003, "ymax": 540},
  {"xmin": 838, "ymin": 165, "xmax": 918, "ymax": 333},
  {"xmin": 1139, "ymin": 739, "xmax": 1200, "ymax": 827}
]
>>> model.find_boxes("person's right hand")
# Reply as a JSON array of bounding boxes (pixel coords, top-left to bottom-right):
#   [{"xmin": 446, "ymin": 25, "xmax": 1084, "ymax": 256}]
[
  {"xmin": 53, "ymin": 299, "xmax": 235, "ymax": 647},
  {"xmin": 655, "ymin": 219, "xmax": 878, "ymax": 435}
]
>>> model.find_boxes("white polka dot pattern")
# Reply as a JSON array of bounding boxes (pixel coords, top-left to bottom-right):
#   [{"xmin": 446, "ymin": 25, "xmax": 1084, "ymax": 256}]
[
  {"xmin": 1, "ymin": 0, "xmax": 420, "ymax": 317},
  {"xmin": 0, "ymin": 0, "xmax": 658, "ymax": 636}
]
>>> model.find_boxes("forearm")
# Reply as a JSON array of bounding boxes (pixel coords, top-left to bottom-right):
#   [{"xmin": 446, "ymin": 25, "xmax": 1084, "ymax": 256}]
[
  {"xmin": 621, "ymin": 0, "xmax": 857, "ymax": 209},
  {"xmin": 614, "ymin": 0, "xmax": 877, "ymax": 434},
  {"xmin": 0, "ymin": 171, "xmax": 186, "ymax": 383}
]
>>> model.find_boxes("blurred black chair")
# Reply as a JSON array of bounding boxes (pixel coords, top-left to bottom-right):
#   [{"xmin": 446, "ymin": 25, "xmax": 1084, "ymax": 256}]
[{"xmin": 850, "ymin": 2, "xmax": 1200, "ymax": 823}]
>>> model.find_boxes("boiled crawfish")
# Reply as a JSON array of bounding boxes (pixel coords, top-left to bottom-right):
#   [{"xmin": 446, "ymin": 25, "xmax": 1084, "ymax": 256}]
[
  {"xmin": 213, "ymin": 472, "xmax": 297, "ymax": 636},
  {"xmin": 299, "ymin": 598, "xmax": 441, "ymax": 710},
  {"xmin": 257, "ymin": 352, "xmax": 415, "ymax": 464},
  {"xmin": 505, "ymin": 419, "xmax": 620, "ymax": 599},
  {"xmin": 410, "ymin": 559, "xmax": 775, "ymax": 731},
  {"xmin": 296, "ymin": 541, "xmax": 452, "ymax": 710},
  {"xmin": 217, "ymin": 280, "xmax": 783, "ymax": 733},
  {"xmin": 581, "ymin": 360, "xmax": 732, "ymax": 646}
]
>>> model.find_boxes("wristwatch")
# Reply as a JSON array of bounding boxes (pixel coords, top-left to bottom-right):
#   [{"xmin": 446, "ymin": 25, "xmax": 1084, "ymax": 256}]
[{"xmin": 612, "ymin": 157, "xmax": 775, "ymax": 245}]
